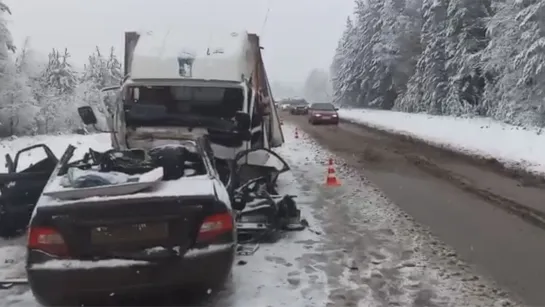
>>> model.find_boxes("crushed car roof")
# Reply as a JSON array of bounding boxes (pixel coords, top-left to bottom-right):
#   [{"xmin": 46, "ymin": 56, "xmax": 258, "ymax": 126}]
[{"xmin": 37, "ymin": 174, "xmax": 217, "ymax": 207}]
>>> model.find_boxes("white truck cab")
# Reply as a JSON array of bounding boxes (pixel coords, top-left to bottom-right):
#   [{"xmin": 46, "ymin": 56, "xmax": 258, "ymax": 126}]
[{"xmin": 90, "ymin": 30, "xmax": 284, "ymax": 163}]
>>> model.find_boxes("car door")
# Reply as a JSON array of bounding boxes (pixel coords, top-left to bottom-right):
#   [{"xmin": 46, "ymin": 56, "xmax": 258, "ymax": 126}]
[{"xmin": 0, "ymin": 144, "xmax": 58, "ymax": 237}]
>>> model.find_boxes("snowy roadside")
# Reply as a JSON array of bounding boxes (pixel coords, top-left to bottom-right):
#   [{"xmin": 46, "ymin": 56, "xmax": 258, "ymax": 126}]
[
  {"xmin": 338, "ymin": 108, "xmax": 545, "ymax": 176},
  {"xmin": 285, "ymin": 124, "xmax": 518, "ymax": 306},
  {"xmin": 0, "ymin": 128, "xmax": 520, "ymax": 306},
  {"xmin": 0, "ymin": 132, "xmax": 331, "ymax": 306}
]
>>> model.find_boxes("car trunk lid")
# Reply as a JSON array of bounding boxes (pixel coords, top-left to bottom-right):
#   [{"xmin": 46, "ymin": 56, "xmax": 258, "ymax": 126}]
[{"xmin": 32, "ymin": 196, "xmax": 218, "ymax": 261}]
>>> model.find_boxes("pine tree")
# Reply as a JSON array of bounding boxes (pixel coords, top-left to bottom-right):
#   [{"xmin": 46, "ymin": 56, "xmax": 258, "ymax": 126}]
[
  {"xmin": 106, "ymin": 47, "xmax": 122, "ymax": 86},
  {"xmin": 396, "ymin": 0, "xmax": 449, "ymax": 114},
  {"xmin": 331, "ymin": 17, "xmax": 354, "ymax": 106},
  {"xmin": 0, "ymin": 0, "xmax": 15, "ymax": 85},
  {"xmin": 42, "ymin": 48, "xmax": 78, "ymax": 95},
  {"xmin": 443, "ymin": 0, "xmax": 491, "ymax": 116}
]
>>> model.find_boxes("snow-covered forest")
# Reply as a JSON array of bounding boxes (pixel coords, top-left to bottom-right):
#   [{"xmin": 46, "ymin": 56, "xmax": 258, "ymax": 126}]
[
  {"xmin": 0, "ymin": 1, "xmax": 121, "ymax": 137},
  {"xmin": 330, "ymin": 0, "xmax": 545, "ymax": 127}
]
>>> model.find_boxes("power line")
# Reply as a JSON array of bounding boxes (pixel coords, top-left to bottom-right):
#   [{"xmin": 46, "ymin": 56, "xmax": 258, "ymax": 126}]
[{"xmin": 260, "ymin": 0, "xmax": 272, "ymax": 38}]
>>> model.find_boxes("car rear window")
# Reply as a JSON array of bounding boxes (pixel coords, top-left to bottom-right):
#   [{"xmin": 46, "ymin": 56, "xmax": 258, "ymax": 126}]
[{"xmin": 311, "ymin": 103, "xmax": 335, "ymax": 110}]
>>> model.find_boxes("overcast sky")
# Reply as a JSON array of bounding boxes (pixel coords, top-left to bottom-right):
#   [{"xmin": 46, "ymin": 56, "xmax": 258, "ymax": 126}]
[{"xmin": 4, "ymin": 0, "xmax": 353, "ymax": 83}]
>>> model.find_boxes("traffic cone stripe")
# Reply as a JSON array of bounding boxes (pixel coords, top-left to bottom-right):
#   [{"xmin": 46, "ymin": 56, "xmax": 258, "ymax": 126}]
[{"xmin": 325, "ymin": 158, "xmax": 341, "ymax": 186}]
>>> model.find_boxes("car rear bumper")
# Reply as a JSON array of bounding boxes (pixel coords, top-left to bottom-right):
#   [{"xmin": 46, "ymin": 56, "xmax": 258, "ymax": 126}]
[
  {"xmin": 27, "ymin": 244, "xmax": 235, "ymax": 305},
  {"xmin": 310, "ymin": 116, "xmax": 339, "ymax": 124},
  {"xmin": 291, "ymin": 109, "xmax": 307, "ymax": 115}
]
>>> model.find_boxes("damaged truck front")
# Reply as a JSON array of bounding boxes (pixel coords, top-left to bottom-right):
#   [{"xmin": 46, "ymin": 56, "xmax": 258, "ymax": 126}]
[{"xmin": 100, "ymin": 30, "xmax": 284, "ymax": 168}]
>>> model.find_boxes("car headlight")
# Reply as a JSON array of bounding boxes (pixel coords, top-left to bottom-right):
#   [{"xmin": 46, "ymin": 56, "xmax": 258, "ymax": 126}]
[
  {"xmin": 315, "ymin": 114, "xmax": 321, "ymax": 117},
  {"xmin": 332, "ymin": 114, "xmax": 338, "ymax": 117}
]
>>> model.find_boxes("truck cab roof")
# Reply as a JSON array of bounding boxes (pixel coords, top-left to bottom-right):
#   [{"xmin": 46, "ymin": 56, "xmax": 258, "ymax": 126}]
[{"xmin": 129, "ymin": 30, "xmax": 253, "ymax": 82}]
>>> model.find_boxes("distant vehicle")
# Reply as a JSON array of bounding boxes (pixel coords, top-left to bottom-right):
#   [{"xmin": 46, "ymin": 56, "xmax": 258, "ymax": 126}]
[
  {"xmin": 280, "ymin": 103, "xmax": 291, "ymax": 111},
  {"xmin": 289, "ymin": 101, "xmax": 309, "ymax": 115},
  {"xmin": 279, "ymin": 99, "xmax": 307, "ymax": 113},
  {"xmin": 308, "ymin": 103, "xmax": 339, "ymax": 125}
]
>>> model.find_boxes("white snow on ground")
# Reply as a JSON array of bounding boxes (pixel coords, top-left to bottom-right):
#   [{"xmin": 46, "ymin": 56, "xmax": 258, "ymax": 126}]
[
  {"xmin": 0, "ymin": 132, "xmax": 330, "ymax": 307},
  {"xmin": 338, "ymin": 108, "xmax": 545, "ymax": 175},
  {"xmin": 215, "ymin": 142, "xmax": 330, "ymax": 307},
  {"xmin": 0, "ymin": 127, "xmax": 518, "ymax": 306}
]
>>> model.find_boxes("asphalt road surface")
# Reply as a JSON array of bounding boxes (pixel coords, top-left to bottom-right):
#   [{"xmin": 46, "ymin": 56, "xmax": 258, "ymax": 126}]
[{"xmin": 285, "ymin": 112, "xmax": 545, "ymax": 306}]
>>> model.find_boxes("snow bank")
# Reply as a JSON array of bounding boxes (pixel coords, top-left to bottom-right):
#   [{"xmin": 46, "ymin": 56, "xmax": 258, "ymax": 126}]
[
  {"xmin": 0, "ymin": 133, "xmax": 111, "ymax": 173},
  {"xmin": 338, "ymin": 108, "xmax": 545, "ymax": 175}
]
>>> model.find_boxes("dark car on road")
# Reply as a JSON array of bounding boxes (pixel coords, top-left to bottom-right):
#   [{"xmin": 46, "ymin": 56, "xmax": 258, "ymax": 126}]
[
  {"xmin": 289, "ymin": 101, "xmax": 309, "ymax": 115},
  {"xmin": 308, "ymin": 103, "xmax": 339, "ymax": 125},
  {"xmin": 290, "ymin": 105, "xmax": 309, "ymax": 115},
  {"xmin": 25, "ymin": 139, "xmax": 236, "ymax": 306}
]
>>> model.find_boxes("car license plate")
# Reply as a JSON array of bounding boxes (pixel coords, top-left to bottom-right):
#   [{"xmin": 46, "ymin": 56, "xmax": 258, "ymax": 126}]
[
  {"xmin": 322, "ymin": 116, "xmax": 331, "ymax": 119},
  {"xmin": 90, "ymin": 222, "xmax": 169, "ymax": 244},
  {"xmin": 240, "ymin": 215, "xmax": 267, "ymax": 223}
]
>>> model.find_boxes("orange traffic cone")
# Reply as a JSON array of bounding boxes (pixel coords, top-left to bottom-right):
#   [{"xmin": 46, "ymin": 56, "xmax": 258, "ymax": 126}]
[
  {"xmin": 326, "ymin": 158, "xmax": 341, "ymax": 186},
  {"xmin": 294, "ymin": 127, "xmax": 299, "ymax": 139}
]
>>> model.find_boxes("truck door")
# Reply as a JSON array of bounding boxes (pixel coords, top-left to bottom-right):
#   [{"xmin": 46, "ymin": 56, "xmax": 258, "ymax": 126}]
[{"xmin": 248, "ymin": 87, "xmax": 264, "ymax": 149}]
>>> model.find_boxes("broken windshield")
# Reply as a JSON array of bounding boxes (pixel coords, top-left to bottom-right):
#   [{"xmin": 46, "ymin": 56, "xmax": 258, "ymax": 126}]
[
  {"xmin": 124, "ymin": 85, "xmax": 244, "ymax": 130},
  {"xmin": 126, "ymin": 85, "xmax": 244, "ymax": 119}
]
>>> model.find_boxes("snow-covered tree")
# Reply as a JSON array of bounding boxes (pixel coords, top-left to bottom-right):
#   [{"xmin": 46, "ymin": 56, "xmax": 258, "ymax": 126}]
[
  {"xmin": 330, "ymin": 17, "xmax": 355, "ymax": 105},
  {"xmin": 480, "ymin": 0, "xmax": 545, "ymax": 126},
  {"xmin": 330, "ymin": 0, "xmax": 545, "ymax": 128},
  {"xmin": 0, "ymin": 2, "xmax": 41, "ymax": 136},
  {"xmin": 443, "ymin": 0, "xmax": 491, "ymax": 116},
  {"xmin": 82, "ymin": 46, "xmax": 122, "ymax": 88},
  {"xmin": 303, "ymin": 69, "xmax": 332, "ymax": 103},
  {"xmin": 396, "ymin": 0, "xmax": 449, "ymax": 114},
  {"xmin": 42, "ymin": 48, "xmax": 78, "ymax": 95},
  {"xmin": 106, "ymin": 47, "xmax": 122, "ymax": 86},
  {"xmin": 0, "ymin": 0, "xmax": 15, "ymax": 79},
  {"xmin": 81, "ymin": 46, "xmax": 122, "ymax": 115}
]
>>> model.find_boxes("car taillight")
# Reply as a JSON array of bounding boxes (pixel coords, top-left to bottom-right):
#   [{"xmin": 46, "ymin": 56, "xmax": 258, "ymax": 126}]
[
  {"xmin": 27, "ymin": 227, "xmax": 68, "ymax": 256},
  {"xmin": 197, "ymin": 213, "xmax": 234, "ymax": 242}
]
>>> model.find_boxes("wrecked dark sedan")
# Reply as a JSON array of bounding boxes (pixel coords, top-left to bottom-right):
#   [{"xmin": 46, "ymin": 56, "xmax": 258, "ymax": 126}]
[{"xmin": 25, "ymin": 139, "xmax": 235, "ymax": 306}]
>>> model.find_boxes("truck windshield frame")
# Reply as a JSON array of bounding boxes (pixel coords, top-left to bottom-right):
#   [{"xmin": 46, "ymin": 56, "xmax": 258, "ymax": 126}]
[{"xmin": 124, "ymin": 85, "xmax": 245, "ymax": 120}]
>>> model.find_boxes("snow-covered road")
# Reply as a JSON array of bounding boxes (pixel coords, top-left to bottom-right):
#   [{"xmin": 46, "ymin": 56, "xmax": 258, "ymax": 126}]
[{"xmin": 0, "ymin": 127, "xmax": 517, "ymax": 306}]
